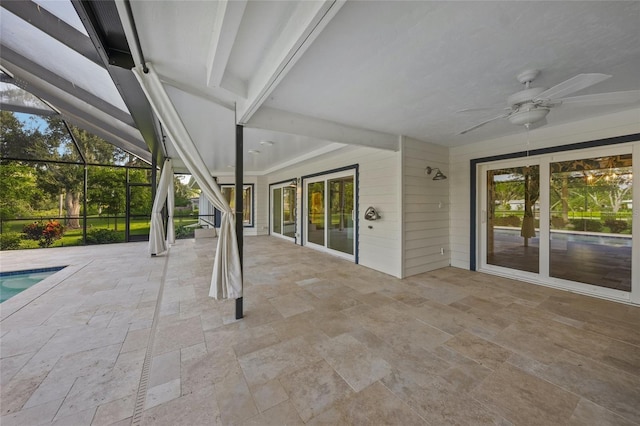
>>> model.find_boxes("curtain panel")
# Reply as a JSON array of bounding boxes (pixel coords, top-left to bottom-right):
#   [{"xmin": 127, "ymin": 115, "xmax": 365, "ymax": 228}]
[
  {"xmin": 133, "ymin": 64, "xmax": 242, "ymax": 300},
  {"xmin": 149, "ymin": 158, "xmax": 173, "ymax": 255}
]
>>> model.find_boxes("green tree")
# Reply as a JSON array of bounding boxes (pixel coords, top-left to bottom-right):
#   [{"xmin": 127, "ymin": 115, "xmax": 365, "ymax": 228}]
[
  {"xmin": 174, "ymin": 176, "xmax": 198, "ymax": 207},
  {"xmin": 88, "ymin": 167, "xmax": 126, "ymax": 229},
  {"xmin": 128, "ymin": 169, "xmax": 153, "ymax": 216},
  {"xmin": 0, "ymin": 161, "xmax": 44, "ymax": 219},
  {"xmin": 1, "ymin": 112, "xmax": 47, "ymax": 219},
  {"xmin": 34, "ymin": 117, "xmax": 122, "ymax": 228}
]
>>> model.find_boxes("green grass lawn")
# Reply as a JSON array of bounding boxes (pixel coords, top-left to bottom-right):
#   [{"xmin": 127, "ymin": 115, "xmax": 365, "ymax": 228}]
[{"xmin": 3, "ymin": 214, "xmax": 202, "ymax": 249}]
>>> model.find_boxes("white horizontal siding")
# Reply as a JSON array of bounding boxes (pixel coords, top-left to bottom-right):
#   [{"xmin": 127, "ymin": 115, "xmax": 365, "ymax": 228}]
[
  {"xmin": 266, "ymin": 145, "xmax": 402, "ymax": 277},
  {"xmin": 401, "ymin": 136, "xmax": 450, "ymax": 277},
  {"xmin": 449, "ymin": 108, "xmax": 640, "ymax": 271}
]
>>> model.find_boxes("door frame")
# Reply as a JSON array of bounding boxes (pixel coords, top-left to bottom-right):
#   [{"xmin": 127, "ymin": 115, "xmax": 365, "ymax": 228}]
[
  {"xmin": 301, "ymin": 165, "xmax": 359, "ymax": 263},
  {"xmin": 269, "ymin": 178, "xmax": 298, "ymax": 242},
  {"xmin": 472, "ymin": 136, "xmax": 639, "ymax": 304}
]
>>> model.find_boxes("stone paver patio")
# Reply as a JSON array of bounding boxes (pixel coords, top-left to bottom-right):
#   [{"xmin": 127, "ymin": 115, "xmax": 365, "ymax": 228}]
[{"xmin": 1, "ymin": 236, "xmax": 639, "ymax": 425}]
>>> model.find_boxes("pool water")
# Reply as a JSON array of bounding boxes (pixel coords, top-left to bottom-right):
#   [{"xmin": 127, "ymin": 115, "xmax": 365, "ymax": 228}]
[{"xmin": 0, "ymin": 266, "xmax": 66, "ymax": 303}]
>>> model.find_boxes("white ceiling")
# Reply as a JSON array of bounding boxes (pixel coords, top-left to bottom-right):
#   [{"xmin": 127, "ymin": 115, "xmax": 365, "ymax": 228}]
[{"xmin": 126, "ymin": 0, "xmax": 640, "ymax": 173}]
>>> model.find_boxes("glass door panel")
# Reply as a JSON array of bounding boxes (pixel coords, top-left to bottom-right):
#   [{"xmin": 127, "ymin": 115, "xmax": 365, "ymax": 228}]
[
  {"xmin": 283, "ymin": 187, "xmax": 296, "ymax": 238},
  {"xmin": 307, "ymin": 182, "xmax": 325, "ymax": 246},
  {"xmin": 487, "ymin": 165, "xmax": 540, "ymax": 273},
  {"xmin": 273, "ymin": 188, "xmax": 282, "ymax": 235},
  {"xmin": 550, "ymin": 155, "xmax": 632, "ymax": 291},
  {"xmin": 328, "ymin": 177, "xmax": 354, "ymax": 255}
]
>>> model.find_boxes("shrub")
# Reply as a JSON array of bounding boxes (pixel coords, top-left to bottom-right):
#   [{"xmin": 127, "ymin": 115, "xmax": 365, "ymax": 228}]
[
  {"xmin": 85, "ymin": 229, "xmax": 123, "ymax": 245},
  {"xmin": 0, "ymin": 232, "xmax": 23, "ymax": 250},
  {"xmin": 19, "ymin": 239, "xmax": 39, "ymax": 249},
  {"xmin": 175, "ymin": 224, "xmax": 195, "ymax": 239},
  {"xmin": 604, "ymin": 218, "xmax": 628, "ymax": 234},
  {"xmin": 550, "ymin": 216, "xmax": 567, "ymax": 229},
  {"xmin": 22, "ymin": 220, "xmax": 64, "ymax": 247},
  {"xmin": 569, "ymin": 219, "xmax": 603, "ymax": 232},
  {"xmin": 494, "ymin": 215, "xmax": 521, "ymax": 227},
  {"xmin": 23, "ymin": 221, "xmax": 45, "ymax": 240}
]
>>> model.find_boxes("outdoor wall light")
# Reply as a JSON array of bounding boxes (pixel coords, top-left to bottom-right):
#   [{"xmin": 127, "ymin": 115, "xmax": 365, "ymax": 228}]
[
  {"xmin": 425, "ymin": 166, "xmax": 447, "ymax": 180},
  {"xmin": 364, "ymin": 206, "xmax": 381, "ymax": 221}
]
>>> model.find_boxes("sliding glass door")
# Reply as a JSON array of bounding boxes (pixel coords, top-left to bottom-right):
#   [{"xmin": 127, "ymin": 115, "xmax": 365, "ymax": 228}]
[
  {"xmin": 479, "ymin": 145, "xmax": 636, "ymax": 301},
  {"xmin": 271, "ymin": 182, "xmax": 297, "ymax": 241},
  {"xmin": 486, "ymin": 164, "xmax": 540, "ymax": 273},
  {"xmin": 549, "ymin": 154, "xmax": 632, "ymax": 291},
  {"xmin": 304, "ymin": 170, "xmax": 355, "ymax": 260}
]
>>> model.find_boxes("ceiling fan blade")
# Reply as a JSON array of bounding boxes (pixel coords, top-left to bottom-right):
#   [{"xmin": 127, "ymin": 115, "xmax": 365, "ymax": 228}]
[
  {"xmin": 456, "ymin": 107, "xmax": 500, "ymax": 113},
  {"xmin": 534, "ymin": 73, "xmax": 611, "ymax": 101},
  {"xmin": 458, "ymin": 113, "xmax": 509, "ymax": 135},
  {"xmin": 558, "ymin": 90, "xmax": 640, "ymax": 107}
]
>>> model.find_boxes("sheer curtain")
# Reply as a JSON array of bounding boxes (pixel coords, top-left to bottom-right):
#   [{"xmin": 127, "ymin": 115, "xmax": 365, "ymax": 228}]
[
  {"xmin": 149, "ymin": 158, "xmax": 172, "ymax": 256},
  {"xmin": 133, "ymin": 64, "xmax": 242, "ymax": 299}
]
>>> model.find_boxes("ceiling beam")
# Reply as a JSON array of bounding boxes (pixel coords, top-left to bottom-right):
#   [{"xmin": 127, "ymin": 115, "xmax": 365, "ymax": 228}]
[
  {"xmin": 0, "ymin": 60, "xmax": 150, "ymax": 162},
  {"xmin": 247, "ymin": 107, "xmax": 399, "ymax": 151},
  {"xmin": 206, "ymin": 0, "xmax": 247, "ymax": 89},
  {"xmin": 75, "ymin": 0, "xmax": 163, "ymax": 166},
  {"xmin": 161, "ymin": 75, "xmax": 235, "ymax": 112},
  {"xmin": 1, "ymin": 0, "xmax": 103, "ymax": 66},
  {"xmin": 236, "ymin": 0, "xmax": 345, "ymax": 124},
  {"xmin": 0, "ymin": 44, "xmax": 134, "ymax": 126}
]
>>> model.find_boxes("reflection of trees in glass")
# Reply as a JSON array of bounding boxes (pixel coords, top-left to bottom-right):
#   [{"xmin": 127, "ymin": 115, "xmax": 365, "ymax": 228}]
[
  {"xmin": 493, "ymin": 175, "xmax": 524, "ymax": 209},
  {"xmin": 308, "ymin": 183, "xmax": 322, "ymax": 214},
  {"xmin": 283, "ymin": 187, "xmax": 295, "ymax": 223},
  {"xmin": 487, "ymin": 166, "xmax": 539, "ymax": 246},
  {"xmin": 550, "ymin": 155, "xmax": 632, "ymax": 231},
  {"xmin": 221, "ymin": 185, "xmax": 252, "ymax": 225}
]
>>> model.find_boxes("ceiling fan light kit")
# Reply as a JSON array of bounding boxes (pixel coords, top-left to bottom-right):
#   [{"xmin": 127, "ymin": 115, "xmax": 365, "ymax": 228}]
[
  {"xmin": 458, "ymin": 69, "xmax": 638, "ymax": 135},
  {"xmin": 508, "ymin": 106, "xmax": 549, "ymax": 126}
]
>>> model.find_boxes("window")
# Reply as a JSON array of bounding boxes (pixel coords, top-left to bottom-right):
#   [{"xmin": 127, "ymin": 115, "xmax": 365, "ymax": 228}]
[{"xmin": 220, "ymin": 184, "xmax": 254, "ymax": 227}]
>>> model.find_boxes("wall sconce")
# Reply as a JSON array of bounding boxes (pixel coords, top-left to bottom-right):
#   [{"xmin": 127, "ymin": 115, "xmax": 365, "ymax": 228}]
[
  {"xmin": 425, "ymin": 166, "xmax": 447, "ymax": 180},
  {"xmin": 364, "ymin": 206, "xmax": 381, "ymax": 221},
  {"xmin": 289, "ymin": 178, "xmax": 299, "ymax": 187}
]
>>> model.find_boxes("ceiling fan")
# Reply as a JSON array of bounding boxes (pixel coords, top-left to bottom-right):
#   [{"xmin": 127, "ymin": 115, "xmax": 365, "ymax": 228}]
[{"xmin": 458, "ymin": 69, "xmax": 640, "ymax": 135}]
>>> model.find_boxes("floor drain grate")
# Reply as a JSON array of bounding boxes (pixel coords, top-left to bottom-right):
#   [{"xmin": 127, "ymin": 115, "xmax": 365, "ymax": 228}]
[{"xmin": 131, "ymin": 251, "xmax": 171, "ymax": 426}]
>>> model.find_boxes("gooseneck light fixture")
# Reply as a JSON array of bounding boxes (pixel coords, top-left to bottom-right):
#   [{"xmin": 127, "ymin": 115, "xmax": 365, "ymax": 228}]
[{"xmin": 425, "ymin": 166, "xmax": 447, "ymax": 180}]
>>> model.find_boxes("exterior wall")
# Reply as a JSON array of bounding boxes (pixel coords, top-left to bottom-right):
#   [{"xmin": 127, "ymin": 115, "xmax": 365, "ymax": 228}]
[
  {"xmin": 449, "ymin": 108, "xmax": 640, "ymax": 270},
  {"xmin": 401, "ymin": 136, "xmax": 450, "ymax": 277},
  {"xmin": 265, "ymin": 145, "xmax": 403, "ymax": 278}
]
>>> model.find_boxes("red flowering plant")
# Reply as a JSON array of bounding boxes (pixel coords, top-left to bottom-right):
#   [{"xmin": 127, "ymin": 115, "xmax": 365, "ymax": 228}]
[{"xmin": 22, "ymin": 220, "xmax": 65, "ymax": 247}]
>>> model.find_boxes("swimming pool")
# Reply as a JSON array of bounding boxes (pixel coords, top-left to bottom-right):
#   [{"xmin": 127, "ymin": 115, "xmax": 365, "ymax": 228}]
[{"xmin": 0, "ymin": 266, "xmax": 66, "ymax": 303}]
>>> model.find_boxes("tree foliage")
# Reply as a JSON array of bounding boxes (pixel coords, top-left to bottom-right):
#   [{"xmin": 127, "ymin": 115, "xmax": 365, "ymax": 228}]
[{"xmin": 1, "ymin": 112, "xmax": 142, "ymax": 228}]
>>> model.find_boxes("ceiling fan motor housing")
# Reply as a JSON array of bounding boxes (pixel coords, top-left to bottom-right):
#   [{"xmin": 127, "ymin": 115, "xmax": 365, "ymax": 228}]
[{"xmin": 507, "ymin": 87, "xmax": 547, "ymax": 107}]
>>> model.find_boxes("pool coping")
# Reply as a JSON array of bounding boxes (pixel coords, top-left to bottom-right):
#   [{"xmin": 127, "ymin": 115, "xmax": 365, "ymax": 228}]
[
  {"xmin": 0, "ymin": 262, "xmax": 91, "ymax": 321},
  {"xmin": 0, "ymin": 266, "xmax": 68, "ymax": 277}
]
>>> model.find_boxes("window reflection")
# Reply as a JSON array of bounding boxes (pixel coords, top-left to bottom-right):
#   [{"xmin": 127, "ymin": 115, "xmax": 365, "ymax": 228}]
[{"xmin": 550, "ymin": 155, "xmax": 632, "ymax": 291}]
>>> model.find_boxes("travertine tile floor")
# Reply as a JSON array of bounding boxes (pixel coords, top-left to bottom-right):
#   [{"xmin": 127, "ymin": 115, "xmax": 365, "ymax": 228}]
[{"xmin": 1, "ymin": 236, "xmax": 639, "ymax": 425}]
